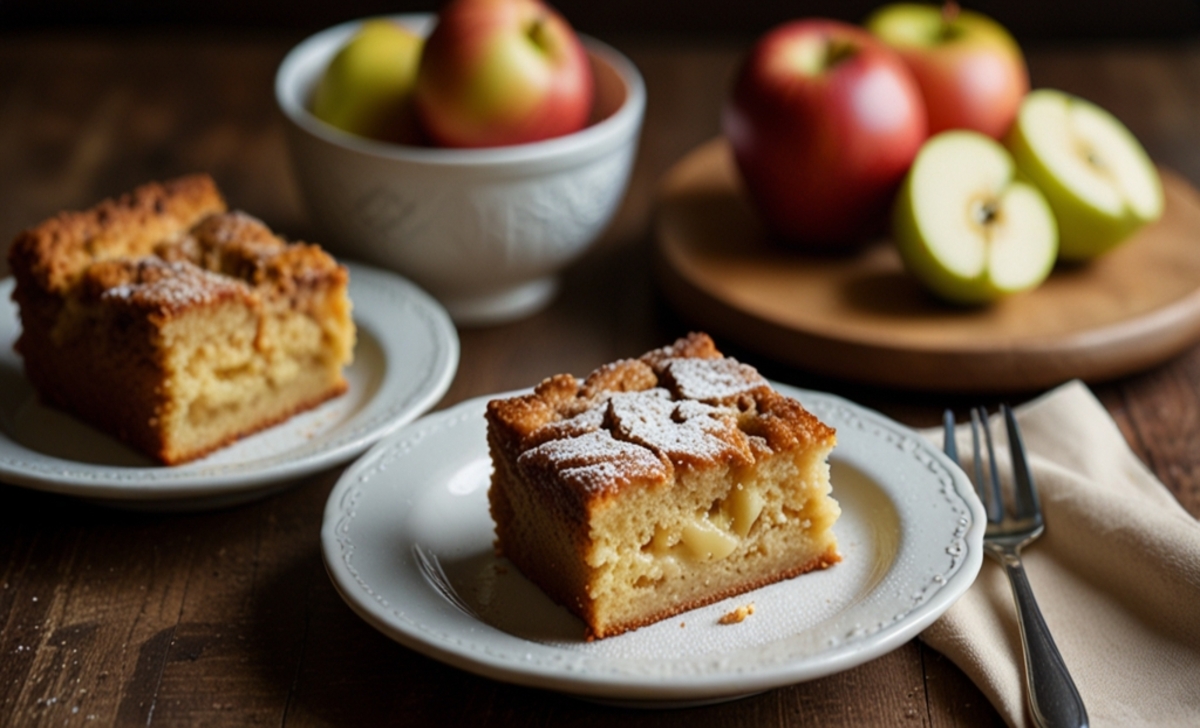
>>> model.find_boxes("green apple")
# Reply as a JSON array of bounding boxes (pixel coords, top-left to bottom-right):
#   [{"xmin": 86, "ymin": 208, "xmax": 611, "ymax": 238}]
[
  {"xmin": 893, "ymin": 130, "xmax": 1058, "ymax": 304},
  {"xmin": 1005, "ymin": 88, "xmax": 1163, "ymax": 260},
  {"xmin": 312, "ymin": 19, "xmax": 424, "ymax": 143}
]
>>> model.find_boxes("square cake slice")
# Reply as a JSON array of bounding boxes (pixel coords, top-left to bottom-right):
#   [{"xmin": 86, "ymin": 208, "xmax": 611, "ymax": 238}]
[
  {"xmin": 7, "ymin": 175, "xmax": 356, "ymax": 465},
  {"xmin": 486, "ymin": 333, "xmax": 840, "ymax": 640}
]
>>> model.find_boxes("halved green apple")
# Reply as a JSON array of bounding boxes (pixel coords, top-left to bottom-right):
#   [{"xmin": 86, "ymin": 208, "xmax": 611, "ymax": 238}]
[
  {"xmin": 893, "ymin": 130, "xmax": 1058, "ymax": 305},
  {"xmin": 1005, "ymin": 88, "xmax": 1163, "ymax": 260}
]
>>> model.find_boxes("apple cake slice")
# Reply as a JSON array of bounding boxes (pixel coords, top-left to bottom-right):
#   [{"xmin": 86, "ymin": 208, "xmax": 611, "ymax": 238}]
[
  {"xmin": 486, "ymin": 333, "xmax": 840, "ymax": 640},
  {"xmin": 7, "ymin": 175, "xmax": 356, "ymax": 465}
]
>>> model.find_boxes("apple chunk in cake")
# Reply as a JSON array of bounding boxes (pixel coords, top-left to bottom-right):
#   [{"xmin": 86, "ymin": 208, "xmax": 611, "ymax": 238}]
[{"xmin": 486, "ymin": 333, "xmax": 840, "ymax": 640}]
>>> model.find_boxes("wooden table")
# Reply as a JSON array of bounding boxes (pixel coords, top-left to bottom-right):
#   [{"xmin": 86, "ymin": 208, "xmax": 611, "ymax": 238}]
[{"xmin": 2, "ymin": 26, "xmax": 1198, "ymax": 727}]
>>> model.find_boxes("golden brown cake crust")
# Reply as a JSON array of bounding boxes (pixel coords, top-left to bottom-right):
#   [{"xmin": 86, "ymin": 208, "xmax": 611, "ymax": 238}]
[
  {"xmin": 8, "ymin": 174, "xmax": 227, "ymax": 295},
  {"xmin": 158, "ymin": 210, "xmax": 346, "ymax": 290},
  {"xmin": 7, "ymin": 175, "xmax": 355, "ymax": 465},
  {"xmin": 79, "ymin": 257, "xmax": 257, "ymax": 320},
  {"xmin": 486, "ymin": 333, "xmax": 835, "ymax": 505}
]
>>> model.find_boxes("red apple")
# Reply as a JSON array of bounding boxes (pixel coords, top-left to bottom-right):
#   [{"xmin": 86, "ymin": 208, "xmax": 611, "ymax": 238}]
[
  {"xmin": 866, "ymin": 2, "xmax": 1029, "ymax": 139},
  {"xmin": 722, "ymin": 19, "xmax": 928, "ymax": 248},
  {"xmin": 414, "ymin": 0, "xmax": 594, "ymax": 148}
]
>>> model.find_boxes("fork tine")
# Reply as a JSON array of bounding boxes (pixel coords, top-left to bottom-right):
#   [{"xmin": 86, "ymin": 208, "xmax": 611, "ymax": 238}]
[
  {"xmin": 978, "ymin": 407, "xmax": 1005, "ymax": 515},
  {"xmin": 971, "ymin": 407, "xmax": 1004, "ymax": 523},
  {"xmin": 1003, "ymin": 404, "xmax": 1043, "ymax": 524},
  {"xmin": 942, "ymin": 409, "xmax": 958, "ymax": 463},
  {"xmin": 968, "ymin": 409, "xmax": 986, "ymax": 507}
]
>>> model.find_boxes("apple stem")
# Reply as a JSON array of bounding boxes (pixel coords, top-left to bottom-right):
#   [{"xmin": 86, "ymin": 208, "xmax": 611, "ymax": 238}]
[
  {"xmin": 824, "ymin": 37, "xmax": 858, "ymax": 68},
  {"xmin": 526, "ymin": 15, "xmax": 549, "ymax": 53},
  {"xmin": 789, "ymin": 35, "xmax": 858, "ymax": 76},
  {"xmin": 937, "ymin": 2, "xmax": 965, "ymax": 41}
]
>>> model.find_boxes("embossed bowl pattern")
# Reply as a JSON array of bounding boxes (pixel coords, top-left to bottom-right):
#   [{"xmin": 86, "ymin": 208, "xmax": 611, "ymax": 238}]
[{"xmin": 276, "ymin": 14, "xmax": 647, "ymax": 325}]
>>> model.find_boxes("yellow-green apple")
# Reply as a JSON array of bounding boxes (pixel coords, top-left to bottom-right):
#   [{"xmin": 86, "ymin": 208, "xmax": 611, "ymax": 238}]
[
  {"xmin": 893, "ymin": 130, "xmax": 1057, "ymax": 304},
  {"xmin": 866, "ymin": 2, "xmax": 1028, "ymax": 140},
  {"xmin": 312, "ymin": 19, "xmax": 425, "ymax": 144},
  {"xmin": 414, "ymin": 0, "xmax": 593, "ymax": 148},
  {"xmin": 1005, "ymin": 88, "xmax": 1163, "ymax": 260},
  {"xmin": 722, "ymin": 19, "xmax": 927, "ymax": 248}
]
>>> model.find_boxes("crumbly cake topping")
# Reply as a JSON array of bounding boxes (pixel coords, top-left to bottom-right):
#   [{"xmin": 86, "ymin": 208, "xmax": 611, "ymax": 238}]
[
  {"xmin": 639, "ymin": 331, "xmax": 723, "ymax": 370},
  {"xmin": 578, "ymin": 359, "xmax": 658, "ymax": 401},
  {"xmin": 83, "ymin": 257, "xmax": 251, "ymax": 314},
  {"xmin": 7, "ymin": 175, "xmax": 227, "ymax": 294},
  {"xmin": 157, "ymin": 211, "xmax": 284, "ymax": 278},
  {"xmin": 491, "ymin": 334, "xmax": 835, "ymax": 501},
  {"xmin": 10, "ymin": 177, "xmax": 346, "ymax": 318},
  {"xmin": 160, "ymin": 211, "xmax": 343, "ymax": 290},
  {"xmin": 605, "ymin": 389, "xmax": 753, "ymax": 468},
  {"xmin": 524, "ymin": 405, "xmax": 607, "ymax": 447},
  {"xmin": 518, "ymin": 429, "xmax": 672, "ymax": 494},
  {"xmin": 657, "ymin": 357, "xmax": 765, "ymax": 404}
]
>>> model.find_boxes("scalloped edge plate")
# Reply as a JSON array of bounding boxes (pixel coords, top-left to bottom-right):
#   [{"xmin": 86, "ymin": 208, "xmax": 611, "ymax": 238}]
[
  {"xmin": 0, "ymin": 262, "xmax": 459, "ymax": 510},
  {"xmin": 320, "ymin": 384, "xmax": 984, "ymax": 706}
]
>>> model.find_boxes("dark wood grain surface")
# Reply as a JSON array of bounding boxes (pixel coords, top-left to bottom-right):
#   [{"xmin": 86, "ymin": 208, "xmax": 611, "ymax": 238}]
[{"xmin": 1, "ymin": 25, "xmax": 1198, "ymax": 727}]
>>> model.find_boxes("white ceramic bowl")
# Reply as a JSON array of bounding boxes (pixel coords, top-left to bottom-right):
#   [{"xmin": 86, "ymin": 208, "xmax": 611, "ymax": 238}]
[{"xmin": 276, "ymin": 14, "xmax": 646, "ymax": 325}]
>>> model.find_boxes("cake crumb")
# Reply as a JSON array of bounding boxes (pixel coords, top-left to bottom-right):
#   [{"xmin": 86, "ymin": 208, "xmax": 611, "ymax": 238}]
[{"xmin": 718, "ymin": 603, "xmax": 755, "ymax": 625}]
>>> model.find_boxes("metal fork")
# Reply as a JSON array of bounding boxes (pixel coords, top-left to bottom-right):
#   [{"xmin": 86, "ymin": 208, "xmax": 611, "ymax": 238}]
[{"xmin": 944, "ymin": 405, "xmax": 1089, "ymax": 728}]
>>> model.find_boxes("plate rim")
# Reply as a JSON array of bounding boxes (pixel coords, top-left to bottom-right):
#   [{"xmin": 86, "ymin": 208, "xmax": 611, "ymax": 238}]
[
  {"xmin": 0, "ymin": 261, "xmax": 459, "ymax": 502},
  {"xmin": 320, "ymin": 384, "xmax": 985, "ymax": 704}
]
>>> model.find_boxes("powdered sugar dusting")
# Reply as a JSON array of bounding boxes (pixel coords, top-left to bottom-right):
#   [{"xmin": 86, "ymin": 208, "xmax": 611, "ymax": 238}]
[
  {"xmin": 515, "ymin": 349, "xmax": 776, "ymax": 493},
  {"xmin": 607, "ymin": 389, "xmax": 750, "ymax": 468},
  {"xmin": 534, "ymin": 405, "xmax": 606, "ymax": 442},
  {"xmin": 661, "ymin": 357, "xmax": 765, "ymax": 403},
  {"xmin": 101, "ymin": 258, "xmax": 246, "ymax": 310},
  {"xmin": 519, "ymin": 429, "xmax": 670, "ymax": 493}
]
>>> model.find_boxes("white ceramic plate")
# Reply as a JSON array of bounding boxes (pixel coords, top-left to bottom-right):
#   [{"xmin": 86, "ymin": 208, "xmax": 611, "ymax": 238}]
[
  {"xmin": 321, "ymin": 383, "xmax": 985, "ymax": 706},
  {"xmin": 0, "ymin": 262, "xmax": 458, "ymax": 510}
]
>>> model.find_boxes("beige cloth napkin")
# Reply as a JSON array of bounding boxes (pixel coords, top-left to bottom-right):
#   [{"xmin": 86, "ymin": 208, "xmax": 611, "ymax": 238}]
[{"xmin": 919, "ymin": 380, "xmax": 1200, "ymax": 727}]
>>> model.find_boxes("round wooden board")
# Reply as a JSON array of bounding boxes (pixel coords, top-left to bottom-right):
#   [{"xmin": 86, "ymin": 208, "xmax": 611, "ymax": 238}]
[{"xmin": 654, "ymin": 138, "xmax": 1200, "ymax": 393}]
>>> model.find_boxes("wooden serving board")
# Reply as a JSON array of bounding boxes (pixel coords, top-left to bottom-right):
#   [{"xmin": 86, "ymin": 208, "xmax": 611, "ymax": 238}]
[{"xmin": 654, "ymin": 138, "xmax": 1200, "ymax": 393}]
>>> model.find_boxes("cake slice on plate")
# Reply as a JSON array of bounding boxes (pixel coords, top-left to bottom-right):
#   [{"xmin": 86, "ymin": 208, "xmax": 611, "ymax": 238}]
[
  {"xmin": 486, "ymin": 333, "xmax": 840, "ymax": 640},
  {"xmin": 7, "ymin": 174, "xmax": 356, "ymax": 465}
]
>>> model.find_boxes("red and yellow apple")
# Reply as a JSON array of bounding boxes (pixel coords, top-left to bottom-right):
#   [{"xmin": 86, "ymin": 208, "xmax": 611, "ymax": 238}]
[
  {"xmin": 722, "ymin": 19, "xmax": 927, "ymax": 248},
  {"xmin": 866, "ymin": 2, "xmax": 1028, "ymax": 140},
  {"xmin": 414, "ymin": 0, "xmax": 594, "ymax": 148},
  {"xmin": 312, "ymin": 19, "xmax": 425, "ymax": 144}
]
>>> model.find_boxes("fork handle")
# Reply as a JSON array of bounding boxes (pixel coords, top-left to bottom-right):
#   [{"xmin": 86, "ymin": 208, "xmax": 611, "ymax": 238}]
[{"xmin": 1001, "ymin": 554, "xmax": 1090, "ymax": 728}]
